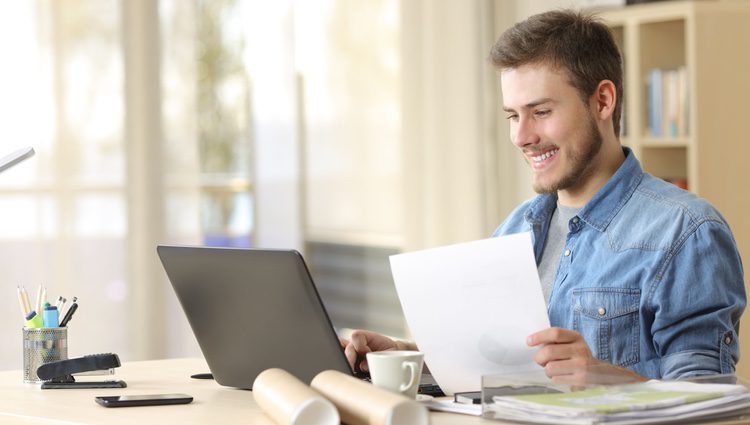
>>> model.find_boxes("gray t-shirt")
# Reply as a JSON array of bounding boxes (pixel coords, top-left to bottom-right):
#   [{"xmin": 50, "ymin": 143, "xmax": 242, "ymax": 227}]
[{"xmin": 538, "ymin": 203, "xmax": 580, "ymax": 305}]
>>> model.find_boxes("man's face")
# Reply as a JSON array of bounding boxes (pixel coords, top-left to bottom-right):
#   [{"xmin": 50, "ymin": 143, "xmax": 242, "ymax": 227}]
[{"xmin": 501, "ymin": 64, "xmax": 603, "ymax": 194}]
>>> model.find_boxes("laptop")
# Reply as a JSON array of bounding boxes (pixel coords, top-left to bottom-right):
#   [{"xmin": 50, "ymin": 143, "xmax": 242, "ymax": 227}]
[
  {"xmin": 157, "ymin": 245, "xmax": 443, "ymax": 394},
  {"xmin": 157, "ymin": 245, "xmax": 353, "ymax": 388}
]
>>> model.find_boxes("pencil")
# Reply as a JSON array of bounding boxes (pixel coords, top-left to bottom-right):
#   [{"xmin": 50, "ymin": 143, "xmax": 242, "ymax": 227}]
[
  {"xmin": 35, "ymin": 285, "xmax": 43, "ymax": 318},
  {"xmin": 20, "ymin": 286, "xmax": 31, "ymax": 316},
  {"xmin": 16, "ymin": 286, "xmax": 27, "ymax": 318}
]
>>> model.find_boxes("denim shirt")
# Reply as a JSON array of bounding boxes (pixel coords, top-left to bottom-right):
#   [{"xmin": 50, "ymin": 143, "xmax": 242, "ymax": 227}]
[{"xmin": 492, "ymin": 148, "xmax": 745, "ymax": 379}]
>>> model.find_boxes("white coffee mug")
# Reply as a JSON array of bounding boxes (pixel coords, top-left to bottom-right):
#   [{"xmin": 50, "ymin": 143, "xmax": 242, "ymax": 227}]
[{"xmin": 366, "ymin": 350, "xmax": 424, "ymax": 399}]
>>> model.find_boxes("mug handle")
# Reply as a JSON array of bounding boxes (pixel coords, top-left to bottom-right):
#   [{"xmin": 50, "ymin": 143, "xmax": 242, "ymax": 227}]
[{"xmin": 399, "ymin": 361, "xmax": 418, "ymax": 393}]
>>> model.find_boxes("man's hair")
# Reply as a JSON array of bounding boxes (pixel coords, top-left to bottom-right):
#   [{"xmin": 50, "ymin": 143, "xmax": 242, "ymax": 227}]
[{"xmin": 490, "ymin": 10, "xmax": 623, "ymax": 137}]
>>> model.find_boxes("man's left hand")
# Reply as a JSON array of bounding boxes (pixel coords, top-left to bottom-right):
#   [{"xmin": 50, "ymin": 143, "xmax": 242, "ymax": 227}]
[{"xmin": 527, "ymin": 327, "xmax": 647, "ymax": 385}]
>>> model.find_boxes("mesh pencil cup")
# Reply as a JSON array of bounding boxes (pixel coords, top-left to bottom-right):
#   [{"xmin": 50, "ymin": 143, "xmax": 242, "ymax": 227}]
[{"xmin": 22, "ymin": 327, "xmax": 67, "ymax": 383}]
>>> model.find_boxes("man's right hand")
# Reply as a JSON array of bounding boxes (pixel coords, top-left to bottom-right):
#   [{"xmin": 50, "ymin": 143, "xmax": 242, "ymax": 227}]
[{"xmin": 339, "ymin": 330, "xmax": 416, "ymax": 372}]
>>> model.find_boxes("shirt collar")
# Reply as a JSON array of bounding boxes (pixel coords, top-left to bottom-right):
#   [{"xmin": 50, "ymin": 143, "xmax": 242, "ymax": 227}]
[{"xmin": 524, "ymin": 147, "xmax": 643, "ymax": 232}]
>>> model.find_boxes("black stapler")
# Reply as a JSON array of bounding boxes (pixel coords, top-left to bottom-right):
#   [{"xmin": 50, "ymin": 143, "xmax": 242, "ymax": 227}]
[{"xmin": 37, "ymin": 353, "xmax": 127, "ymax": 389}]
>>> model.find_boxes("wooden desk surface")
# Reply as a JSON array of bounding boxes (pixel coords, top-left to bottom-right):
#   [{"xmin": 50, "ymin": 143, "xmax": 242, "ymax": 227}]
[
  {"xmin": 3, "ymin": 358, "xmax": 750, "ymax": 425},
  {"xmin": 0, "ymin": 358, "xmax": 491, "ymax": 424}
]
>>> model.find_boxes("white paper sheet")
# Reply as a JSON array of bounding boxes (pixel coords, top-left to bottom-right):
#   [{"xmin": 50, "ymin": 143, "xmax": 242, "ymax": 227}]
[{"xmin": 390, "ymin": 232, "xmax": 550, "ymax": 395}]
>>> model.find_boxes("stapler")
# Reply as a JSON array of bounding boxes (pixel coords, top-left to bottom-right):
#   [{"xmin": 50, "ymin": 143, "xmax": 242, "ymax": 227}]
[{"xmin": 37, "ymin": 353, "xmax": 127, "ymax": 389}]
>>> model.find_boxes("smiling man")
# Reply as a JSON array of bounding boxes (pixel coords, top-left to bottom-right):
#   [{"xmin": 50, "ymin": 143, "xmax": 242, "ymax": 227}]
[{"xmin": 342, "ymin": 9, "xmax": 745, "ymax": 384}]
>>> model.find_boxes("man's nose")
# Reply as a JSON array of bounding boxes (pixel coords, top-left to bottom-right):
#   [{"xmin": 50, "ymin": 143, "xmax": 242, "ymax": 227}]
[{"xmin": 512, "ymin": 116, "xmax": 540, "ymax": 148}]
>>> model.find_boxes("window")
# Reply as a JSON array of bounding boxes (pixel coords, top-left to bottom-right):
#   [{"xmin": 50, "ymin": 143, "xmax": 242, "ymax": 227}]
[
  {"xmin": 0, "ymin": 0, "xmax": 257, "ymax": 367},
  {"xmin": 0, "ymin": 0, "xmax": 421, "ymax": 367},
  {"xmin": 0, "ymin": 0, "xmax": 129, "ymax": 364},
  {"xmin": 161, "ymin": 0, "xmax": 254, "ymax": 248}
]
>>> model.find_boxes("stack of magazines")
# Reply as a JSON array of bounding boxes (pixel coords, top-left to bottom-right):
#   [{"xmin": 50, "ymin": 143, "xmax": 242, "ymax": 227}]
[{"xmin": 483, "ymin": 380, "xmax": 750, "ymax": 424}]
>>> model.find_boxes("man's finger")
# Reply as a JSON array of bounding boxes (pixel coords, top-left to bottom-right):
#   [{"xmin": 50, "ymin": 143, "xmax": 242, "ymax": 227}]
[
  {"xmin": 542, "ymin": 358, "xmax": 590, "ymax": 377},
  {"xmin": 345, "ymin": 332, "xmax": 374, "ymax": 372},
  {"xmin": 527, "ymin": 327, "xmax": 581, "ymax": 346},
  {"xmin": 533, "ymin": 342, "xmax": 579, "ymax": 366},
  {"xmin": 349, "ymin": 331, "xmax": 371, "ymax": 351},
  {"xmin": 344, "ymin": 342, "xmax": 357, "ymax": 369}
]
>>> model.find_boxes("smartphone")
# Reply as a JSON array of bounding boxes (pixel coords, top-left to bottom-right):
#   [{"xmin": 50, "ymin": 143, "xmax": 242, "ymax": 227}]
[{"xmin": 95, "ymin": 394, "xmax": 193, "ymax": 408}]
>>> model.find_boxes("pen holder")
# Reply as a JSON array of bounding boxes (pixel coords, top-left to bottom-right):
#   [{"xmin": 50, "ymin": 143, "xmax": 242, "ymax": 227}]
[{"xmin": 23, "ymin": 327, "xmax": 67, "ymax": 383}]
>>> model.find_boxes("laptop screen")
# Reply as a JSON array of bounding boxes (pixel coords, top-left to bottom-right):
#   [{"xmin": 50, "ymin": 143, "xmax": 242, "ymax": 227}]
[{"xmin": 157, "ymin": 245, "xmax": 353, "ymax": 388}]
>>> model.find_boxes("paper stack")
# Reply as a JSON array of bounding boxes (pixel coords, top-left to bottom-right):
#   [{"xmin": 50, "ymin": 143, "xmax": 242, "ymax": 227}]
[{"xmin": 484, "ymin": 380, "xmax": 750, "ymax": 425}]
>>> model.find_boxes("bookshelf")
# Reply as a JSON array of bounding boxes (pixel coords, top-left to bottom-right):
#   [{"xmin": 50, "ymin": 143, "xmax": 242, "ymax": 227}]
[{"xmin": 600, "ymin": 1, "xmax": 750, "ymax": 378}]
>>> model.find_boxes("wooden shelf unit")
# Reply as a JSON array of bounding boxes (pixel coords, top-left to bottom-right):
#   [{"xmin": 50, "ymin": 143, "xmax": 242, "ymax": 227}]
[{"xmin": 600, "ymin": 0, "xmax": 750, "ymax": 378}]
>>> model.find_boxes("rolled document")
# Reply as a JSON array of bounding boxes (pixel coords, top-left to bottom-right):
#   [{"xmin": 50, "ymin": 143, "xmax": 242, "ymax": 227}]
[
  {"xmin": 253, "ymin": 368, "xmax": 339, "ymax": 425},
  {"xmin": 311, "ymin": 370, "xmax": 429, "ymax": 425}
]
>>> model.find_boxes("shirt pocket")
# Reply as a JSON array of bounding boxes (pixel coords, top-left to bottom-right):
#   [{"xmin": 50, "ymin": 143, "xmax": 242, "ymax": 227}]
[{"xmin": 572, "ymin": 288, "xmax": 640, "ymax": 367}]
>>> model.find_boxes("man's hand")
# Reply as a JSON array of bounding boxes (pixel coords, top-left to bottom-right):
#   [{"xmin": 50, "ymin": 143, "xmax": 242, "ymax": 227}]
[
  {"xmin": 339, "ymin": 330, "xmax": 416, "ymax": 372},
  {"xmin": 527, "ymin": 327, "xmax": 647, "ymax": 385}
]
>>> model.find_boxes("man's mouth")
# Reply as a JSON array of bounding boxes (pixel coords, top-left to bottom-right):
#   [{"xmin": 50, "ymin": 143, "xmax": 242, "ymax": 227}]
[{"xmin": 529, "ymin": 148, "xmax": 559, "ymax": 166}]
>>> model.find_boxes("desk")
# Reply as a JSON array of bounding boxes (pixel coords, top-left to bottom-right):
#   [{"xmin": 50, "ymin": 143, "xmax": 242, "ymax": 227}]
[
  {"xmin": 0, "ymin": 358, "xmax": 488, "ymax": 424},
  {"xmin": 2, "ymin": 358, "xmax": 750, "ymax": 425}
]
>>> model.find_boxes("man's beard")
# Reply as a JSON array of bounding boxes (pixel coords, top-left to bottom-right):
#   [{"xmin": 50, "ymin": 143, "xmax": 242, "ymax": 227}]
[{"xmin": 532, "ymin": 113, "xmax": 603, "ymax": 194}]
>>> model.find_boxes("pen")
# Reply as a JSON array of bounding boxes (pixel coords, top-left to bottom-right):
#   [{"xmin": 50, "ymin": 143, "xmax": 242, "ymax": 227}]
[
  {"xmin": 59, "ymin": 297, "xmax": 78, "ymax": 327},
  {"xmin": 54, "ymin": 296, "xmax": 63, "ymax": 309},
  {"xmin": 58, "ymin": 297, "xmax": 67, "ymax": 315}
]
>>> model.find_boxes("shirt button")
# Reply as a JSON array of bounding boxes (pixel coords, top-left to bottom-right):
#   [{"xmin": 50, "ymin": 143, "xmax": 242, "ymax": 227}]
[
  {"xmin": 725, "ymin": 335, "xmax": 733, "ymax": 345},
  {"xmin": 564, "ymin": 249, "xmax": 571, "ymax": 257},
  {"xmin": 572, "ymin": 217, "xmax": 580, "ymax": 224},
  {"xmin": 598, "ymin": 307, "xmax": 606, "ymax": 316}
]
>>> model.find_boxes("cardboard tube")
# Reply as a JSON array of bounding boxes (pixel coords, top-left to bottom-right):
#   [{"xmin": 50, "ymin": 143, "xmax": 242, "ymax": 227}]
[
  {"xmin": 253, "ymin": 368, "xmax": 339, "ymax": 425},
  {"xmin": 311, "ymin": 370, "xmax": 428, "ymax": 425}
]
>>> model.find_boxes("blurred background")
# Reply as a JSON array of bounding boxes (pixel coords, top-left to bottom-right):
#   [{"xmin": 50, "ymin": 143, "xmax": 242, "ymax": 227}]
[{"xmin": 0, "ymin": 0, "xmax": 709, "ymax": 371}]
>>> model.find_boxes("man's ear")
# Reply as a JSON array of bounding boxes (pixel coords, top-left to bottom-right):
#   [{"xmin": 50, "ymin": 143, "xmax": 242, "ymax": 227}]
[{"xmin": 592, "ymin": 79, "xmax": 616, "ymax": 121}]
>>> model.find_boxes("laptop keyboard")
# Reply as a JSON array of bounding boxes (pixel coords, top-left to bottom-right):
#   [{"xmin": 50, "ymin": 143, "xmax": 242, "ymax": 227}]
[{"xmin": 417, "ymin": 373, "xmax": 445, "ymax": 397}]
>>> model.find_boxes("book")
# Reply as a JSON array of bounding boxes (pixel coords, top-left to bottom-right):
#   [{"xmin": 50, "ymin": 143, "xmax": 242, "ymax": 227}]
[
  {"xmin": 647, "ymin": 68, "xmax": 662, "ymax": 137},
  {"xmin": 645, "ymin": 67, "xmax": 690, "ymax": 140},
  {"xmin": 484, "ymin": 380, "xmax": 750, "ymax": 425}
]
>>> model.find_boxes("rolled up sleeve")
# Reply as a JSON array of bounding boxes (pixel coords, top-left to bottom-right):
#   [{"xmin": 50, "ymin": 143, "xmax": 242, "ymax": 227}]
[{"xmin": 651, "ymin": 219, "xmax": 745, "ymax": 379}]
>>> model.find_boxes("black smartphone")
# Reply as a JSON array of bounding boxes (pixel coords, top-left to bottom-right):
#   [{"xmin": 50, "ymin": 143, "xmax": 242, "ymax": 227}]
[{"xmin": 95, "ymin": 394, "xmax": 193, "ymax": 408}]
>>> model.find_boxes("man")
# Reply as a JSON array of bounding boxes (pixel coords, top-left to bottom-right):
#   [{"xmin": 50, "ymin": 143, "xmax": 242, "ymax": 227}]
[{"xmin": 342, "ymin": 9, "xmax": 745, "ymax": 383}]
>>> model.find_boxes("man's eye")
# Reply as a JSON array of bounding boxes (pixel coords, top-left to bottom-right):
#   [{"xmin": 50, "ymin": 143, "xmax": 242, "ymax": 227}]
[
  {"xmin": 505, "ymin": 114, "xmax": 518, "ymax": 121},
  {"xmin": 534, "ymin": 110, "xmax": 551, "ymax": 117}
]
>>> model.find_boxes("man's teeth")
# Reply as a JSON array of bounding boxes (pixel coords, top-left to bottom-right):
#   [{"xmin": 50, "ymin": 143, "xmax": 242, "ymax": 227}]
[{"xmin": 532, "ymin": 149, "xmax": 559, "ymax": 162}]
